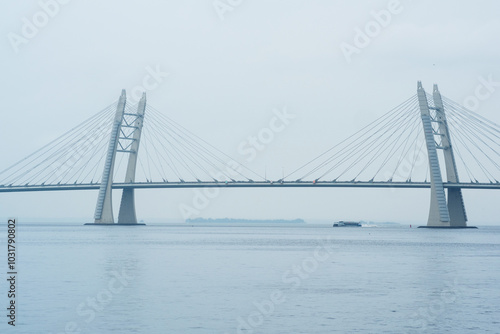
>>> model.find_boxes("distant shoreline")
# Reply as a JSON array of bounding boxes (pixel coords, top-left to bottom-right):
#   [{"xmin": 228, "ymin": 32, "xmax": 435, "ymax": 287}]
[{"xmin": 185, "ymin": 218, "xmax": 306, "ymax": 224}]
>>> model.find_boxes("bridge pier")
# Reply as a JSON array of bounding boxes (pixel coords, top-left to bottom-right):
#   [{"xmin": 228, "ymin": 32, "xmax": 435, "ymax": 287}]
[{"xmin": 417, "ymin": 82, "xmax": 473, "ymax": 228}]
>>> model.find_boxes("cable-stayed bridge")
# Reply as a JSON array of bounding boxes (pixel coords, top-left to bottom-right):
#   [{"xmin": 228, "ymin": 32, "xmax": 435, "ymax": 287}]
[{"xmin": 1, "ymin": 82, "xmax": 499, "ymax": 228}]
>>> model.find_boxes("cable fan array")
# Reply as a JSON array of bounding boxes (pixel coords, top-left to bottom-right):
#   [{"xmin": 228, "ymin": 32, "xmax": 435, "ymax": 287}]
[
  {"xmin": 133, "ymin": 105, "xmax": 262, "ymax": 183},
  {"xmin": 442, "ymin": 96, "xmax": 500, "ymax": 183},
  {"xmin": 284, "ymin": 95, "xmax": 429, "ymax": 182},
  {"xmin": 0, "ymin": 103, "xmax": 117, "ymax": 186},
  {"xmin": 0, "ymin": 102, "xmax": 263, "ymax": 187},
  {"xmin": 0, "ymin": 92, "xmax": 498, "ymax": 188},
  {"xmin": 284, "ymin": 93, "xmax": 500, "ymax": 184}
]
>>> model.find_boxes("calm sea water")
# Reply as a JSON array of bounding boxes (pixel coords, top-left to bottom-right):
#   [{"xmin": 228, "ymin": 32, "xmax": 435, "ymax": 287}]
[{"xmin": 2, "ymin": 223, "xmax": 500, "ymax": 333}]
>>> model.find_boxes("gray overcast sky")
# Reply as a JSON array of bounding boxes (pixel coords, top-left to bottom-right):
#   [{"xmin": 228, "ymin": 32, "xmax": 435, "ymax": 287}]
[{"xmin": 1, "ymin": 0, "xmax": 499, "ymax": 224}]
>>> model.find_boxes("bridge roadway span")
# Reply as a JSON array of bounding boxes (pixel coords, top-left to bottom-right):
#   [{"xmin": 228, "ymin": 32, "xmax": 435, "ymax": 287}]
[{"xmin": 1, "ymin": 181, "xmax": 499, "ymax": 193}]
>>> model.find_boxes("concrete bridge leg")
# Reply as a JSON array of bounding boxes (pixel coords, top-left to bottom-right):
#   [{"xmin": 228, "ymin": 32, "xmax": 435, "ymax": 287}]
[
  {"xmin": 117, "ymin": 93, "xmax": 146, "ymax": 225},
  {"xmin": 417, "ymin": 82, "xmax": 473, "ymax": 228},
  {"xmin": 417, "ymin": 82, "xmax": 451, "ymax": 227},
  {"xmin": 432, "ymin": 85, "xmax": 468, "ymax": 227},
  {"xmin": 92, "ymin": 90, "xmax": 127, "ymax": 224}
]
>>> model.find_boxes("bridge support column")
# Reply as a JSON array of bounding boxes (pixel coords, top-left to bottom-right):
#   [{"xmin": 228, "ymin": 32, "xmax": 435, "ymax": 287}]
[
  {"xmin": 93, "ymin": 90, "xmax": 126, "ymax": 224},
  {"xmin": 417, "ymin": 82, "xmax": 472, "ymax": 228},
  {"xmin": 117, "ymin": 93, "xmax": 146, "ymax": 224},
  {"xmin": 432, "ymin": 85, "xmax": 467, "ymax": 227},
  {"xmin": 417, "ymin": 82, "xmax": 451, "ymax": 227}
]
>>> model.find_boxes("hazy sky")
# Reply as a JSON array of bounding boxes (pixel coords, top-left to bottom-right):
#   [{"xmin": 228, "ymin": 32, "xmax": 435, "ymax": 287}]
[{"xmin": 1, "ymin": 0, "xmax": 499, "ymax": 224}]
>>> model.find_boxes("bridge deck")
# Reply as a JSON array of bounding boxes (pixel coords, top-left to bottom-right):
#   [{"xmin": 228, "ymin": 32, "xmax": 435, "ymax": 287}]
[{"xmin": 0, "ymin": 181, "xmax": 499, "ymax": 193}]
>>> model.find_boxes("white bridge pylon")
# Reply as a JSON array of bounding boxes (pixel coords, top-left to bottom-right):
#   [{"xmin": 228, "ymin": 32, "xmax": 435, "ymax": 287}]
[
  {"xmin": 93, "ymin": 90, "xmax": 146, "ymax": 225},
  {"xmin": 417, "ymin": 82, "xmax": 468, "ymax": 228}
]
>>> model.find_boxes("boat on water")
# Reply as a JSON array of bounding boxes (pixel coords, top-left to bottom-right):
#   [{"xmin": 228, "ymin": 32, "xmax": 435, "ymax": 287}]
[{"xmin": 333, "ymin": 221, "xmax": 362, "ymax": 227}]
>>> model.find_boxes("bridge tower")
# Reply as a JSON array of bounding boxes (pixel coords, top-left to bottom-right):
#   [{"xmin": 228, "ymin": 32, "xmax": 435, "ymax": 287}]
[
  {"xmin": 92, "ymin": 90, "xmax": 146, "ymax": 225},
  {"xmin": 117, "ymin": 93, "xmax": 146, "ymax": 224},
  {"xmin": 417, "ymin": 82, "xmax": 468, "ymax": 227},
  {"xmin": 93, "ymin": 90, "xmax": 127, "ymax": 224}
]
